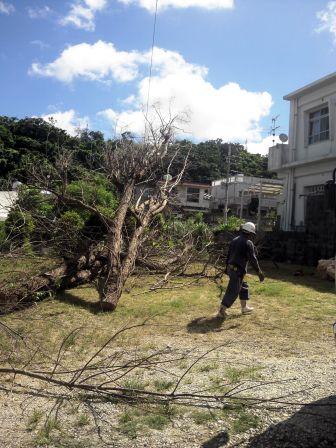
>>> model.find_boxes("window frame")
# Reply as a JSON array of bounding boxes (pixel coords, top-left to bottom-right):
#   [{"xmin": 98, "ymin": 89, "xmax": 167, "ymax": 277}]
[
  {"xmin": 308, "ymin": 105, "xmax": 330, "ymax": 145},
  {"xmin": 186, "ymin": 187, "xmax": 200, "ymax": 203}
]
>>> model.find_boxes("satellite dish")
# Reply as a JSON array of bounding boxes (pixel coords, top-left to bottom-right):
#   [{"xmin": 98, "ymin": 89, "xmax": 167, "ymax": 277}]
[{"xmin": 279, "ymin": 133, "xmax": 288, "ymax": 143}]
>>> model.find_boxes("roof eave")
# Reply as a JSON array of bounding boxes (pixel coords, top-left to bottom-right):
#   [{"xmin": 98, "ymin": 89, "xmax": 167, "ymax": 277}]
[{"xmin": 283, "ymin": 72, "xmax": 336, "ymax": 101}]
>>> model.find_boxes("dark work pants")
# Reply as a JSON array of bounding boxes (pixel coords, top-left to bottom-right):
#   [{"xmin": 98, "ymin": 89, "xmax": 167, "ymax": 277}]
[{"xmin": 221, "ymin": 268, "xmax": 249, "ymax": 308}]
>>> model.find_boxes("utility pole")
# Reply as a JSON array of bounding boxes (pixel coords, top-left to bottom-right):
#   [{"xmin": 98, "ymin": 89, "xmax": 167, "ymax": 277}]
[
  {"xmin": 257, "ymin": 178, "xmax": 263, "ymax": 230},
  {"xmin": 224, "ymin": 144, "xmax": 232, "ymax": 225},
  {"xmin": 240, "ymin": 188, "xmax": 244, "ymax": 219}
]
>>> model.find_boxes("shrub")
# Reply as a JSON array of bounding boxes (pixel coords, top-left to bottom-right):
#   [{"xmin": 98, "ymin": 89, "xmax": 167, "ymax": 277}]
[{"xmin": 214, "ymin": 215, "xmax": 244, "ymax": 233}]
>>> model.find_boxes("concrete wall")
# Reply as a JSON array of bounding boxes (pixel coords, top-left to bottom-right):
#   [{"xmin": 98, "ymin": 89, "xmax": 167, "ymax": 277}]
[
  {"xmin": 292, "ymin": 83, "xmax": 336, "ymax": 163},
  {"xmin": 0, "ymin": 191, "xmax": 17, "ymax": 221},
  {"xmin": 270, "ymin": 77, "xmax": 336, "ymax": 230},
  {"xmin": 293, "ymin": 161, "xmax": 335, "ymax": 227}
]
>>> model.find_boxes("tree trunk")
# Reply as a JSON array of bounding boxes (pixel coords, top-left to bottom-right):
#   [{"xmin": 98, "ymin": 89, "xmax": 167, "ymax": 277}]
[
  {"xmin": 98, "ymin": 219, "xmax": 150, "ymax": 311},
  {"xmin": 0, "ymin": 248, "xmax": 106, "ymax": 313},
  {"xmin": 98, "ymin": 180, "xmax": 135, "ymax": 310}
]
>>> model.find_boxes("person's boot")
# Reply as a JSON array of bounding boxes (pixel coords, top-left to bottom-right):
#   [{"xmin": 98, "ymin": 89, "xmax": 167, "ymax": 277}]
[
  {"xmin": 240, "ymin": 300, "xmax": 254, "ymax": 315},
  {"xmin": 217, "ymin": 305, "xmax": 227, "ymax": 319},
  {"xmin": 241, "ymin": 306, "xmax": 254, "ymax": 314}
]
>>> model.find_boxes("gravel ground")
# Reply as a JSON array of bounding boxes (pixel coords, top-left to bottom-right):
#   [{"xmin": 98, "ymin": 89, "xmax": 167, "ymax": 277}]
[{"xmin": 1, "ymin": 337, "xmax": 335, "ymax": 448}]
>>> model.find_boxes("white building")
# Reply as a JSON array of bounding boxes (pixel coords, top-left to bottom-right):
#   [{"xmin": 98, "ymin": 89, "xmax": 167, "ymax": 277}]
[
  {"xmin": 211, "ymin": 174, "xmax": 283, "ymax": 220},
  {"xmin": 269, "ymin": 73, "xmax": 336, "ymax": 231},
  {"xmin": 0, "ymin": 191, "xmax": 17, "ymax": 221},
  {"xmin": 135, "ymin": 181, "xmax": 212, "ymax": 214},
  {"xmin": 174, "ymin": 182, "xmax": 211, "ymax": 212}
]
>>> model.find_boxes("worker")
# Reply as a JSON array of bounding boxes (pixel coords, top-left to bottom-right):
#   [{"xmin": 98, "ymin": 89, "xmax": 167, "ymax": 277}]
[{"xmin": 217, "ymin": 222, "xmax": 265, "ymax": 319}]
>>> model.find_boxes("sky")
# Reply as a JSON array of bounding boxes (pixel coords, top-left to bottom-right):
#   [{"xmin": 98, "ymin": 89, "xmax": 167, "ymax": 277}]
[{"xmin": 1, "ymin": 0, "xmax": 336, "ymax": 154}]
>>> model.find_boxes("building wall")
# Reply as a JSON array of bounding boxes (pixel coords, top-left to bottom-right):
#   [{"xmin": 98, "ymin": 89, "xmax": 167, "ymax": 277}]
[
  {"xmin": 290, "ymin": 82, "xmax": 336, "ymax": 163},
  {"xmin": 0, "ymin": 191, "xmax": 17, "ymax": 221},
  {"xmin": 293, "ymin": 162, "xmax": 334, "ymax": 227},
  {"xmin": 271, "ymin": 79, "xmax": 336, "ymax": 230}
]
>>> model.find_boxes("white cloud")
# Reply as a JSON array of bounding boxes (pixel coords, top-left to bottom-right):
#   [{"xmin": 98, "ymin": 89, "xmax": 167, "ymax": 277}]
[
  {"xmin": 60, "ymin": 0, "xmax": 107, "ymax": 31},
  {"xmin": 0, "ymin": 1, "xmax": 14, "ymax": 14},
  {"xmin": 60, "ymin": 0, "xmax": 234, "ymax": 31},
  {"xmin": 41, "ymin": 110, "xmax": 90, "ymax": 136},
  {"xmin": 30, "ymin": 41, "xmax": 143, "ymax": 83},
  {"xmin": 247, "ymin": 136, "xmax": 282, "ymax": 155},
  {"xmin": 28, "ymin": 6, "xmax": 52, "ymax": 19},
  {"xmin": 316, "ymin": 1, "xmax": 336, "ymax": 42},
  {"xmin": 32, "ymin": 41, "xmax": 273, "ymax": 150},
  {"xmin": 96, "ymin": 46, "xmax": 272, "ymax": 147},
  {"xmin": 30, "ymin": 40, "xmax": 50, "ymax": 50},
  {"xmin": 122, "ymin": 94, "xmax": 137, "ymax": 105},
  {"xmin": 99, "ymin": 73, "xmax": 272, "ymax": 146},
  {"xmin": 119, "ymin": 0, "xmax": 234, "ymax": 12}
]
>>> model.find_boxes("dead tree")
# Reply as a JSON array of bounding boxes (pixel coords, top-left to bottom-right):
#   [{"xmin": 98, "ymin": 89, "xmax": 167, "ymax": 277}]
[
  {"xmin": 97, "ymin": 122, "xmax": 188, "ymax": 310},
  {"xmin": 0, "ymin": 117, "xmax": 194, "ymax": 312}
]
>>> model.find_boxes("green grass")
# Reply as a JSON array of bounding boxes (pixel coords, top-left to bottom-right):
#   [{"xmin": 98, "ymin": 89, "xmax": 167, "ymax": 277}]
[
  {"xmin": 1, "ymin": 262, "xmax": 334, "ymax": 362},
  {"xmin": 142, "ymin": 414, "xmax": 170, "ymax": 430},
  {"xmin": 33, "ymin": 418, "xmax": 61, "ymax": 446},
  {"xmin": 0, "ymin": 261, "xmax": 335, "ymax": 445},
  {"xmin": 118, "ymin": 406, "xmax": 173, "ymax": 439},
  {"xmin": 232, "ymin": 410, "xmax": 260, "ymax": 434},
  {"xmin": 153, "ymin": 379, "xmax": 175, "ymax": 392},
  {"xmin": 191, "ymin": 410, "xmax": 217, "ymax": 426},
  {"xmin": 26, "ymin": 409, "xmax": 43, "ymax": 432},
  {"xmin": 198, "ymin": 362, "xmax": 219, "ymax": 373},
  {"xmin": 122, "ymin": 378, "xmax": 148, "ymax": 392},
  {"xmin": 225, "ymin": 366, "xmax": 263, "ymax": 383},
  {"xmin": 118, "ymin": 411, "xmax": 140, "ymax": 439},
  {"xmin": 75, "ymin": 414, "xmax": 90, "ymax": 427}
]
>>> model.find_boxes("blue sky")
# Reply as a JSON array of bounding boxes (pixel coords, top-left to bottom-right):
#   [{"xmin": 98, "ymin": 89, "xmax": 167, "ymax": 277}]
[{"xmin": 0, "ymin": 0, "xmax": 336, "ymax": 153}]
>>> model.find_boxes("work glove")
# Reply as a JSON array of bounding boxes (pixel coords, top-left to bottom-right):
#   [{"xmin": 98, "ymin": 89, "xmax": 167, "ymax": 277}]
[{"xmin": 258, "ymin": 271, "xmax": 265, "ymax": 283}]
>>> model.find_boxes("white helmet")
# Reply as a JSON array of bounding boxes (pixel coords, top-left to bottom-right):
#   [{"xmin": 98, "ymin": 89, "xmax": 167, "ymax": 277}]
[{"xmin": 240, "ymin": 222, "xmax": 256, "ymax": 235}]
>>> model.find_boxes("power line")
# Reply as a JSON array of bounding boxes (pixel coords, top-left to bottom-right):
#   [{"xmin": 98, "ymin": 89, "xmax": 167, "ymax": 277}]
[{"xmin": 145, "ymin": 0, "xmax": 159, "ymax": 122}]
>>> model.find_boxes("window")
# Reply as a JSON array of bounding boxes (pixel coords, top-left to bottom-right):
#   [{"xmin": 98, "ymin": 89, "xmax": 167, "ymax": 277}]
[
  {"xmin": 187, "ymin": 187, "xmax": 200, "ymax": 203},
  {"xmin": 308, "ymin": 106, "xmax": 329, "ymax": 144},
  {"xmin": 304, "ymin": 185, "xmax": 325, "ymax": 196}
]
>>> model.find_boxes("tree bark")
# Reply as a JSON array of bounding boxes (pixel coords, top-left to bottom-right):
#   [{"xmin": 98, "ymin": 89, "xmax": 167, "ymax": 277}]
[
  {"xmin": 97, "ymin": 180, "xmax": 135, "ymax": 311},
  {"xmin": 97, "ymin": 194, "xmax": 168, "ymax": 311}
]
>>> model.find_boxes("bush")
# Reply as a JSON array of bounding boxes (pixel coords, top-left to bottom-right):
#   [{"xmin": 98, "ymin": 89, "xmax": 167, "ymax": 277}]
[
  {"xmin": 0, "ymin": 220, "xmax": 6, "ymax": 250},
  {"xmin": 59, "ymin": 210, "xmax": 85, "ymax": 232},
  {"xmin": 214, "ymin": 216, "xmax": 244, "ymax": 233}
]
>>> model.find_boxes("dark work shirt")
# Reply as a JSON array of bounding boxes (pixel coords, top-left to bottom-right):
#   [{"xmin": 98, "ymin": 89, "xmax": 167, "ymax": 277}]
[{"xmin": 226, "ymin": 235, "xmax": 261, "ymax": 274}]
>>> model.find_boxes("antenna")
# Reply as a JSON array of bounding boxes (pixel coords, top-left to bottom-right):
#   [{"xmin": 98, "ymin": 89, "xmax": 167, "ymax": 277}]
[{"xmin": 270, "ymin": 115, "xmax": 280, "ymax": 146}]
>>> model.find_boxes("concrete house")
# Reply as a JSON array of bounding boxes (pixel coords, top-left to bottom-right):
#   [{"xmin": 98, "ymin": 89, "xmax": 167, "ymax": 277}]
[
  {"xmin": 268, "ymin": 73, "xmax": 336, "ymax": 231},
  {"xmin": 211, "ymin": 174, "xmax": 283, "ymax": 220},
  {"xmin": 135, "ymin": 181, "xmax": 212, "ymax": 215},
  {"xmin": 173, "ymin": 182, "xmax": 212, "ymax": 213}
]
